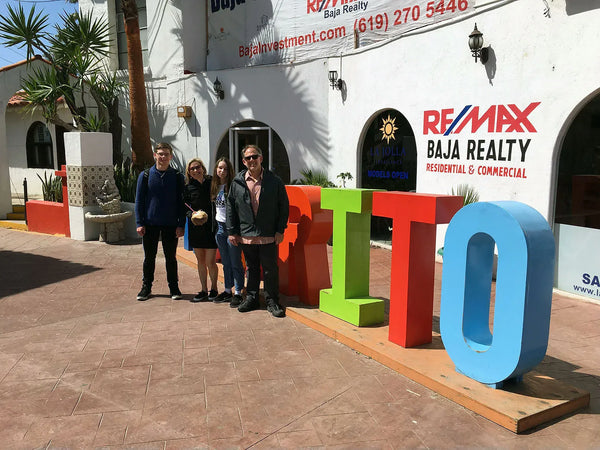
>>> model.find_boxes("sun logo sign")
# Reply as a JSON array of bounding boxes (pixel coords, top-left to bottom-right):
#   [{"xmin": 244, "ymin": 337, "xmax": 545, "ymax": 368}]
[{"xmin": 380, "ymin": 114, "xmax": 398, "ymax": 144}]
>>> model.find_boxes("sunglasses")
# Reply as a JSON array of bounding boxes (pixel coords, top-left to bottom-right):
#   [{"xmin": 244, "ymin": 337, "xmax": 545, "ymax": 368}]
[
  {"xmin": 189, "ymin": 166, "xmax": 203, "ymax": 171},
  {"xmin": 244, "ymin": 154, "xmax": 261, "ymax": 161}
]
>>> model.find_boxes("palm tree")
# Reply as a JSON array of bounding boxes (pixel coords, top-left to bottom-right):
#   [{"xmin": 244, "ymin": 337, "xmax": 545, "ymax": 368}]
[
  {"xmin": 120, "ymin": 0, "xmax": 153, "ymax": 171},
  {"xmin": 0, "ymin": 4, "xmax": 126, "ymax": 163}
]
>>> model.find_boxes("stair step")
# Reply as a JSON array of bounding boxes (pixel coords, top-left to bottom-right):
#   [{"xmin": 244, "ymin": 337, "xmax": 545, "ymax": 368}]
[
  {"xmin": 7, "ymin": 212, "xmax": 25, "ymax": 220},
  {"xmin": 12, "ymin": 205, "xmax": 25, "ymax": 213}
]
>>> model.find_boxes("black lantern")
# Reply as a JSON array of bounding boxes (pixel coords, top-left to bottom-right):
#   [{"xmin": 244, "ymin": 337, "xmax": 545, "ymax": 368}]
[
  {"xmin": 213, "ymin": 77, "xmax": 225, "ymax": 100},
  {"xmin": 468, "ymin": 23, "xmax": 489, "ymax": 64},
  {"xmin": 328, "ymin": 70, "xmax": 343, "ymax": 90}
]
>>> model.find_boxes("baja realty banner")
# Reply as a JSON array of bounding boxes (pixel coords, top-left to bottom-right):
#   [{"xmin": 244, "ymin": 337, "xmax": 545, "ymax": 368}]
[{"xmin": 208, "ymin": 0, "xmax": 474, "ymax": 70}]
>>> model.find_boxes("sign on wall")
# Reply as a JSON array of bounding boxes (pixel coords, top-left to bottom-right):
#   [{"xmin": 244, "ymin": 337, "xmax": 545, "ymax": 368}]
[
  {"xmin": 555, "ymin": 224, "xmax": 600, "ymax": 301},
  {"xmin": 361, "ymin": 109, "xmax": 417, "ymax": 193},
  {"xmin": 208, "ymin": 0, "xmax": 474, "ymax": 70},
  {"xmin": 423, "ymin": 102, "xmax": 541, "ymax": 180}
]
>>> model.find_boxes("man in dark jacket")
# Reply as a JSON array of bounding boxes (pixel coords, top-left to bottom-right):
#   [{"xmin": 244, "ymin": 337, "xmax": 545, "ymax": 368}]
[
  {"xmin": 226, "ymin": 145, "xmax": 289, "ymax": 317},
  {"xmin": 135, "ymin": 142, "xmax": 185, "ymax": 301}
]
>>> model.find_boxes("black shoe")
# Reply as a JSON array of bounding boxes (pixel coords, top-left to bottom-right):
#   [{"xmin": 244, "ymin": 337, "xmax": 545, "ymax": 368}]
[
  {"xmin": 230, "ymin": 294, "xmax": 243, "ymax": 308},
  {"xmin": 137, "ymin": 284, "xmax": 151, "ymax": 301},
  {"xmin": 170, "ymin": 286, "xmax": 183, "ymax": 300},
  {"xmin": 191, "ymin": 291, "xmax": 208, "ymax": 302},
  {"xmin": 208, "ymin": 289, "xmax": 219, "ymax": 300},
  {"xmin": 213, "ymin": 291, "xmax": 232, "ymax": 303},
  {"xmin": 266, "ymin": 300, "xmax": 285, "ymax": 318},
  {"xmin": 238, "ymin": 296, "xmax": 259, "ymax": 313}
]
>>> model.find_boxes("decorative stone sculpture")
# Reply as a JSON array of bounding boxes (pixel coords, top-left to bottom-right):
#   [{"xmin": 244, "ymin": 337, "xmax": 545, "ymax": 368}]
[
  {"xmin": 96, "ymin": 179, "xmax": 122, "ymax": 214},
  {"xmin": 84, "ymin": 178, "xmax": 132, "ymax": 242}
]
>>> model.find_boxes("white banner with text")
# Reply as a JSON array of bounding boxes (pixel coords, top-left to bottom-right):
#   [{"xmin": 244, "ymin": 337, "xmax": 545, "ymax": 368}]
[{"xmin": 207, "ymin": 0, "xmax": 474, "ymax": 70}]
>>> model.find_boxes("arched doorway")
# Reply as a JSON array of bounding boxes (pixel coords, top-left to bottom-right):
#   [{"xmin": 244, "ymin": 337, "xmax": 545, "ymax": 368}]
[
  {"xmin": 554, "ymin": 93, "xmax": 600, "ymax": 301},
  {"xmin": 215, "ymin": 120, "xmax": 290, "ymax": 184},
  {"xmin": 359, "ymin": 109, "xmax": 417, "ymax": 241}
]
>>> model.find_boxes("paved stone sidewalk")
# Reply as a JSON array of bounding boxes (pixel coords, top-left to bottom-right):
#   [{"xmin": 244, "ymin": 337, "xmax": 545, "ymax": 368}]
[{"xmin": 0, "ymin": 228, "xmax": 598, "ymax": 448}]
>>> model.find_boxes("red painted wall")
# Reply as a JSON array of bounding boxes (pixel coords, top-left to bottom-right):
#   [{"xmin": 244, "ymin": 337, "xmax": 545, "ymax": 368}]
[
  {"xmin": 26, "ymin": 166, "xmax": 70, "ymax": 237},
  {"xmin": 26, "ymin": 200, "xmax": 70, "ymax": 236}
]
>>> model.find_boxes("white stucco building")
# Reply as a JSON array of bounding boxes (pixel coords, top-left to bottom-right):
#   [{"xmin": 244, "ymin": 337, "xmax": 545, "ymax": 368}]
[{"xmin": 1, "ymin": 0, "xmax": 598, "ymax": 301}]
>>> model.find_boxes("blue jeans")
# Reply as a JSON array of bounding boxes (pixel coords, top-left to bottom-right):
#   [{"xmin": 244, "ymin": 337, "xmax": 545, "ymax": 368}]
[{"xmin": 215, "ymin": 222, "xmax": 245, "ymax": 292}]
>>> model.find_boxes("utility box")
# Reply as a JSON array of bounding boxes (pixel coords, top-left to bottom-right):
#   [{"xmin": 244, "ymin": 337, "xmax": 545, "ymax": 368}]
[{"xmin": 177, "ymin": 106, "xmax": 192, "ymax": 118}]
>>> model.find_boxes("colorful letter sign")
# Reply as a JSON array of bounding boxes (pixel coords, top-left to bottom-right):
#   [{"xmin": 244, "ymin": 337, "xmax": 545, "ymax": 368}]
[
  {"xmin": 319, "ymin": 188, "xmax": 385, "ymax": 326},
  {"xmin": 278, "ymin": 187, "xmax": 555, "ymax": 388},
  {"xmin": 279, "ymin": 185, "xmax": 333, "ymax": 305},
  {"xmin": 440, "ymin": 201, "xmax": 555, "ymax": 387},
  {"xmin": 372, "ymin": 192, "xmax": 463, "ymax": 347}
]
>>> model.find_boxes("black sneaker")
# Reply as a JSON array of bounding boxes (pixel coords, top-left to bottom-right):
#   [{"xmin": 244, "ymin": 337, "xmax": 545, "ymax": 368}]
[
  {"xmin": 213, "ymin": 291, "xmax": 232, "ymax": 303},
  {"xmin": 170, "ymin": 286, "xmax": 183, "ymax": 300},
  {"xmin": 266, "ymin": 300, "xmax": 285, "ymax": 318},
  {"xmin": 238, "ymin": 296, "xmax": 259, "ymax": 313},
  {"xmin": 208, "ymin": 289, "xmax": 219, "ymax": 300},
  {"xmin": 230, "ymin": 294, "xmax": 243, "ymax": 308},
  {"xmin": 191, "ymin": 291, "xmax": 208, "ymax": 302},
  {"xmin": 137, "ymin": 284, "xmax": 151, "ymax": 301}
]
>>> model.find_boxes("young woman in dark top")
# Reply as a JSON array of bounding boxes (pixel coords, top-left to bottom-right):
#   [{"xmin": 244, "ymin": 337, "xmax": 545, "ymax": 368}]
[{"xmin": 184, "ymin": 158, "xmax": 219, "ymax": 302}]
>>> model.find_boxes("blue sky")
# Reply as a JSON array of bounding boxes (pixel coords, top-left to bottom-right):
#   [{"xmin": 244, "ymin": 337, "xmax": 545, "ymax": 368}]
[{"xmin": 0, "ymin": 0, "xmax": 78, "ymax": 67}]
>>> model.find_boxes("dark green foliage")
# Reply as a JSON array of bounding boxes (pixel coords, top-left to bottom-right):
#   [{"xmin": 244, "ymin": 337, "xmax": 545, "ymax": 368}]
[
  {"xmin": 37, "ymin": 172, "xmax": 63, "ymax": 203},
  {"xmin": 292, "ymin": 169, "xmax": 335, "ymax": 187},
  {"xmin": 113, "ymin": 159, "xmax": 138, "ymax": 203},
  {"xmin": 451, "ymin": 184, "xmax": 480, "ymax": 206}
]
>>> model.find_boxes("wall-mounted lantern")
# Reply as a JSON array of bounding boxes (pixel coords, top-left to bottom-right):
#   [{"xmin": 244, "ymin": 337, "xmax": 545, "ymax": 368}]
[
  {"xmin": 328, "ymin": 70, "xmax": 344, "ymax": 90},
  {"xmin": 213, "ymin": 77, "xmax": 225, "ymax": 100},
  {"xmin": 468, "ymin": 23, "xmax": 489, "ymax": 64}
]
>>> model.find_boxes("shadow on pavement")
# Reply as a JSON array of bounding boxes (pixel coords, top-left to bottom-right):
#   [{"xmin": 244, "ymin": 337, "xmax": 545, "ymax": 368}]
[{"xmin": 0, "ymin": 250, "xmax": 100, "ymax": 299}]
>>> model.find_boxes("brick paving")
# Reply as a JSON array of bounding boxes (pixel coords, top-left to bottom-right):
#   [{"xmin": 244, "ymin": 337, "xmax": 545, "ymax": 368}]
[{"xmin": 0, "ymin": 227, "xmax": 599, "ymax": 448}]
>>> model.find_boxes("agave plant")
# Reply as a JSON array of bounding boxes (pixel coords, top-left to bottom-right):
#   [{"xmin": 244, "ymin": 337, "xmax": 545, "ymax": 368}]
[
  {"xmin": 451, "ymin": 184, "xmax": 480, "ymax": 206},
  {"xmin": 37, "ymin": 172, "xmax": 63, "ymax": 203},
  {"xmin": 113, "ymin": 159, "xmax": 138, "ymax": 203},
  {"xmin": 438, "ymin": 184, "xmax": 480, "ymax": 258}
]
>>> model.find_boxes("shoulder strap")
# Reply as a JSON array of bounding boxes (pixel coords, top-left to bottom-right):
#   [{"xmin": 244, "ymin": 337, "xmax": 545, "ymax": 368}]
[{"xmin": 143, "ymin": 168, "xmax": 150, "ymax": 194}]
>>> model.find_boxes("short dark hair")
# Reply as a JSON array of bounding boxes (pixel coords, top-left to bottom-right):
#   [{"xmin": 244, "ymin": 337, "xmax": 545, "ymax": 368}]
[
  {"xmin": 241, "ymin": 144, "xmax": 262, "ymax": 158},
  {"xmin": 155, "ymin": 142, "xmax": 173, "ymax": 154}
]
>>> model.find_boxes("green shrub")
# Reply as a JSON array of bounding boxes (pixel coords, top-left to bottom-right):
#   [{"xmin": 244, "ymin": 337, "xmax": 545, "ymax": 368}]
[
  {"xmin": 114, "ymin": 159, "xmax": 138, "ymax": 202},
  {"xmin": 37, "ymin": 172, "xmax": 63, "ymax": 202},
  {"xmin": 292, "ymin": 169, "xmax": 335, "ymax": 187},
  {"xmin": 451, "ymin": 184, "xmax": 480, "ymax": 206}
]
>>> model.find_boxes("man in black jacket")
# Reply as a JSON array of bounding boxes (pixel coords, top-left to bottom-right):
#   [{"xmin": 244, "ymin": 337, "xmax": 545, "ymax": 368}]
[{"xmin": 226, "ymin": 145, "xmax": 289, "ymax": 317}]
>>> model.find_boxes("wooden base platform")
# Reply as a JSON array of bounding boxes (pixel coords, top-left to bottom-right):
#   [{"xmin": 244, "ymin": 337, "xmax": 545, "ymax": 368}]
[{"xmin": 286, "ymin": 306, "xmax": 590, "ymax": 434}]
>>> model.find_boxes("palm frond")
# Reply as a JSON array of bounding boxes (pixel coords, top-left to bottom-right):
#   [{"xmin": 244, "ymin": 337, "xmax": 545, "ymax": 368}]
[
  {"xmin": 54, "ymin": 10, "xmax": 111, "ymax": 59},
  {"xmin": 0, "ymin": 4, "xmax": 50, "ymax": 61}
]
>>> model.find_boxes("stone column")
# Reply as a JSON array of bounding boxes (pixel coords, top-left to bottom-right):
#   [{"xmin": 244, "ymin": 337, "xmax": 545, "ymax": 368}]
[{"xmin": 65, "ymin": 132, "xmax": 113, "ymax": 240}]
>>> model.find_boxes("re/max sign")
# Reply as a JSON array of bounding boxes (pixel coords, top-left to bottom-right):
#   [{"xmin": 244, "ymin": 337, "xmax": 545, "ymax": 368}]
[{"xmin": 423, "ymin": 102, "xmax": 541, "ymax": 135}]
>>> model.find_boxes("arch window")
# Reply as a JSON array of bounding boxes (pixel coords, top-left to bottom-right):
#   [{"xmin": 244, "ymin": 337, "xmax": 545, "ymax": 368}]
[
  {"xmin": 555, "ymin": 95, "xmax": 600, "ymax": 230},
  {"xmin": 26, "ymin": 122, "xmax": 54, "ymax": 169},
  {"xmin": 360, "ymin": 109, "xmax": 417, "ymax": 240}
]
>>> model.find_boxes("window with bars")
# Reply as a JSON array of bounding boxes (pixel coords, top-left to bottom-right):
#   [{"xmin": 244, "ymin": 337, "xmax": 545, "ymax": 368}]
[{"xmin": 115, "ymin": 0, "xmax": 149, "ymax": 70}]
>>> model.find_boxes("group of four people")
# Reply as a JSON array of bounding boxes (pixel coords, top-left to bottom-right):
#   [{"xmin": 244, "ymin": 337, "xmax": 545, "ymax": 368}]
[{"xmin": 134, "ymin": 142, "xmax": 289, "ymax": 318}]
